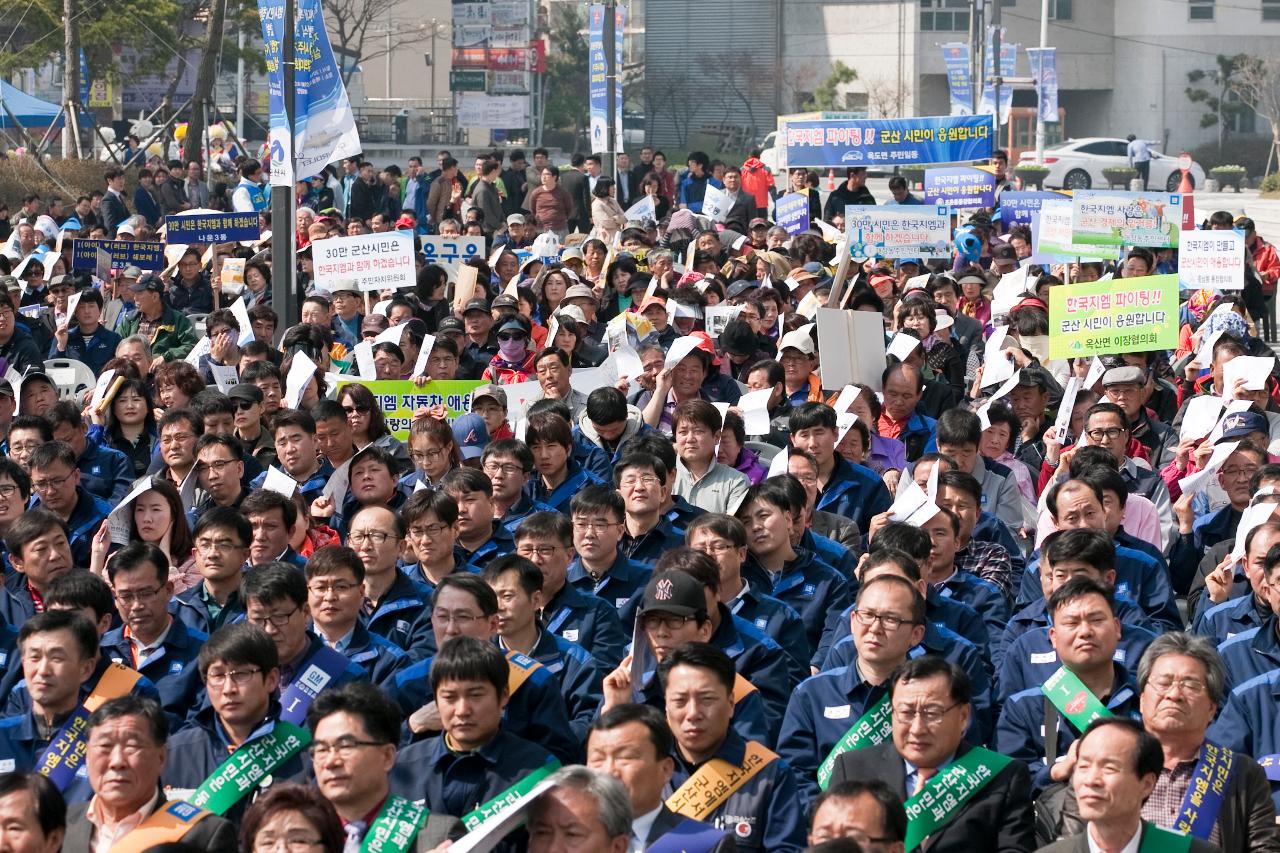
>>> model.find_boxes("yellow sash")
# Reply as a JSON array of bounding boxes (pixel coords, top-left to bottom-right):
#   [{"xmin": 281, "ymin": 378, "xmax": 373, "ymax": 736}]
[
  {"xmin": 731, "ymin": 674, "xmax": 756, "ymax": 704},
  {"xmin": 87, "ymin": 663, "xmax": 144, "ymax": 712},
  {"xmin": 107, "ymin": 800, "xmax": 213, "ymax": 853},
  {"xmin": 665, "ymin": 741, "xmax": 778, "ymax": 822},
  {"xmin": 506, "ymin": 650, "xmax": 541, "ymax": 696}
]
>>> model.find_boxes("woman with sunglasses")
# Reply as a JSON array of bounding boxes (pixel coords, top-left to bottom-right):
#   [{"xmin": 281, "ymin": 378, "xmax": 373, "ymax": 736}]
[
  {"xmin": 336, "ymin": 383, "xmax": 411, "ymax": 475},
  {"xmin": 481, "ymin": 314, "xmax": 537, "ymax": 385}
]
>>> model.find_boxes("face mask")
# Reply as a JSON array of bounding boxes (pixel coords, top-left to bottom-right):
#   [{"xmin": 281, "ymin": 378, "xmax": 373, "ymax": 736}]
[{"xmin": 498, "ymin": 337, "xmax": 527, "ymax": 362}]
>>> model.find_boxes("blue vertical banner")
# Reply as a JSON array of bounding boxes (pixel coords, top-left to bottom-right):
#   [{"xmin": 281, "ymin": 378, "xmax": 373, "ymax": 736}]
[
  {"xmin": 258, "ymin": 0, "xmax": 363, "ymax": 187},
  {"xmin": 78, "ymin": 49, "xmax": 89, "ymax": 106},
  {"xmin": 979, "ymin": 27, "xmax": 1016, "ymax": 125},
  {"xmin": 941, "ymin": 43, "xmax": 972, "ymax": 117},
  {"xmin": 614, "ymin": 6, "xmax": 625, "ymax": 153},
  {"xmin": 587, "ymin": 4, "xmax": 608, "ymax": 153},
  {"xmin": 1027, "ymin": 47, "xmax": 1060, "ymax": 124}
]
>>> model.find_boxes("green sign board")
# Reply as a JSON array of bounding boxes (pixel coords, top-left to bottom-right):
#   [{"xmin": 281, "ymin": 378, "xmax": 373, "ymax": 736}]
[
  {"xmin": 450, "ymin": 70, "xmax": 488, "ymax": 92},
  {"xmin": 1048, "ymin": 274, "xmax": 1179, "ymax": 361},
  {"xmin": 332, "ymin": 379, "xmax": 484, "ymax": 441}
]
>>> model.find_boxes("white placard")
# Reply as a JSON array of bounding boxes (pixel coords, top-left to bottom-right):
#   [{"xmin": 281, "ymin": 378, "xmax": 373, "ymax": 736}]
[
  {"xmin": 1222, "ymin": 356, "xmax": 1275, "ymax": 394},
  {"xmin": 1178, "ymin": 440, "xmax": 1241, "ymax": 496},
  {"xmin": 608, "ymin": 341, "xmax": 643, "ymax": 384},
  {"xmin": 64, "ymin": 291, "xmax": 82, "ymax": 328},
  {"xmin": 312, "ymin": 231, "xmax": 416, "ymax": 293},
  {"xmin": 352, "ymin": 341, "xmax": 377, "ymax": 380},
  {"xmin": 90, "ymin": 369, "xmax": 117, "ymax": 411},
  {"xmin": 263, "ymin": 465, "xmax": 299, "ymax": 498},
  {"xmin": 887, "ymin": 333, "xmax": 920, "ymax": 362},
  {"xmin": 1083, "ymin": 355, "xmax": 1106, "ymax": 389},
  {"xmin": 1179, "ymin": 229, "xmax": 1246, "ymax": 291},
  {"xmin": 209, "ymin": 365, "xmax": 239, "ymax": 395},
  {"xmin": 664, "ymin": 336, "xmax": 702, "ymax": 371},
  {"xmin": 704, "ymin": 304, "xmax": 744, "ymax": 339},
  {"xmin": 1179, "ymin": 395, "xmax": 1226, "ymax": 442},
  {"xmin": 981, "ymin": 326, "xmax": 1015, "ymax": 388},
  {"xmin": 624, "ymin": 195, "xmax": 656, "ymax": 222},
  {"xmin": 1052, "ymin": 376, "xmax": 1081, "ymax": 444},
  {"xmin": 106, "ymin": 476, "xmax": 156, "ymax": 545},
  {"xmin": 992, "ymin": 267, "xmax": 1030, "ymax": 317},
  {"xmin": 455, "ymin": 93, "xmax": 531, "ymax": 129},
  {"xmin": 831, "ymin": 385, "xmax": 861, "ymax": 415},
  {"xmin": 184, "ymin": 335, "xmax": 212, "ymax": 367},
  {"xmin": 228, "ymin": 296, "xmax": 255, "ymax": 346},
  {"xmin": 322, "ymin": 458, "xmax": 352, "ymax": 503},
  {"xmin": 1231, "ymin": 501, "xmax": 1280, "ymax": 561},
  {"xmin": 767, "ymin": 448, "xmax": 790, "ymax": 477},
  {"xmin": 739, "ymin": 388, "xmax": 773, "ymax": 436},
  {"xmin": 412, "ymin": 334, "xmax": 436, "ymax": 379},
  {"xmin": 887, "ymin": 477, "xmax": 941, "ymax": 527},
  {"xmin": 701, "ymin": 185, "xmax": 730, "ymax": 223},
  {"xmin": 816, "ymin": 307, "xmax": 888, "ymax": 392},
  {"xmin": 374, "ymin": 325, "xmax": 405, "ymax": 347},
  {"xmin": 284, "ymin": 351, "xmax": 318, "ymax": 409}
]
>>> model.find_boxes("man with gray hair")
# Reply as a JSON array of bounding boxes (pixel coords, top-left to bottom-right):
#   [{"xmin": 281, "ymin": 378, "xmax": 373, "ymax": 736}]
[
  {"xmin": 1136, "ymin": 633, "xmax": 1277, "ymax": 851},
  {"xmin": 526, "ymin": 765, "xmax": 632, "ymax": 853}
]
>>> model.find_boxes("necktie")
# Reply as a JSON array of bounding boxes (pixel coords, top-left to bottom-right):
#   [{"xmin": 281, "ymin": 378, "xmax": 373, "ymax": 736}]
[
  {"xmin": 343, "ymin": 821, "xmax": 366, "ymax": 853},
  {"xmin": 913, "ymin": 767, "xmax": 935, "ymax": 796}
]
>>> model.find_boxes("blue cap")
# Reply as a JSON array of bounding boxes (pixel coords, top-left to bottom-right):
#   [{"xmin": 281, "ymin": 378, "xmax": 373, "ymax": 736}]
[
  {"xmin": 894, "ymin": 257, "xmax": 923, "ymax": 268},
  {"xmin": 451, "ymin": 413, "xmax": 490, "ymax": 459},
  {"xmin": 1219, "ymin": 410, "xmax": 1269, "ymax": 442}
]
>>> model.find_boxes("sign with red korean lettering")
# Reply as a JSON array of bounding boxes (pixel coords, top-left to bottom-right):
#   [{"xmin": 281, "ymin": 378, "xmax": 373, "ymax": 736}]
[
  {"xmin": 312, "ymin": 230, "xmax": 416, "ymax": 293},
  {"xmin": 1178, "ymin": 230, "xmax": 1245, "ymax": 291}
]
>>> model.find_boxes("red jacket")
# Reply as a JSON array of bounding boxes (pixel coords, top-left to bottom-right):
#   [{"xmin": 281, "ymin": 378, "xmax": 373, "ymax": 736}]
[
  {"xmin": 1252, "ymin": 237, "xmax": 1280, "ymax": 295},
  {"xmin": 740, "ymin": 157, "xmax": 774, "ymax": 209}
]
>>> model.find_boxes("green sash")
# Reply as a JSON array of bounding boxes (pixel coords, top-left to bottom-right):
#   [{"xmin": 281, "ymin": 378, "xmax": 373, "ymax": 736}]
[
  {"xmin": 361, "ymin": 795, "xmax": 429, "ymax": 853},
  {"xmin": 1041, "ymin": 665, "xmax": 1112, "ymax": 732},
  {"xmin": 816, "ymin": 694, "xmax": 892, "ymax": 790},
  {"xmin": 1137, "ymin": 823, "xmax": 1193, "ymax": 853},
  {"xmin": 903, "ymin": 747, "xmax": 1014, "ymax": 852},
  {"xmin": 188, "ymin": 722, "xmax": 312, "ymax": 815},
  {"xmin": 461, "ymin": 760, "xmax": 561, "ymax": 831}
]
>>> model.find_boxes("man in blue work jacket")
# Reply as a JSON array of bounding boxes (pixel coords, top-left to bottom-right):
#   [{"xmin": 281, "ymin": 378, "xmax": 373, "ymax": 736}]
[
  {"xmin": 789, "ymin": 402, "xmax": 892, "ymax": 532},
  {"xmin": 48, "ymin": 402, "xmax": 132, "ymax": 504},
  {"xmin": 567, "ymin": 485, "xmax": 652, "ymax": 630},
  {"xmin": 1193, "ymin": 520, "xmax": 1280, "ymax": 644}
]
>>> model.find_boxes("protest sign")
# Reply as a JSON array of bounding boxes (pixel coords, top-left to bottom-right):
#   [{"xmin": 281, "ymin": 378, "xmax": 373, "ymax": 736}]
[
  {"xmin": 623, "ymin": 195, "xmax": 656, "ymax": 222},
  {"xmin": 587, "ymin": 4, "xmax": 608, "ymax": 152},
  {"xmin": 331, "ymin": 379, "xmax": 485, "ymax": 440},
  {"xmin": 816, "ymin": 308, "xmax": 888, "ymax": 391},
  {"xmin": 72, "ymin": 239, "xmax": 165, "ymax": 271},
  {"xmin": 312, "ymin": 231, "xmax": 416, "ymax": 293},
  {"xmin": 421, "ymin": 235, "xmax": 486, "ymax": 266},
  {"xmin": 1070, "ymin": 191, "xmax": 1185, "ymax": 248},
  {"xmin": 1178, "ymin": 230, "xmax": 1245, "ymax": 291},
  {"xmin": 1000, "ymin": 191, "xmax": 1067, "ymax": 229},
  {"xmin": 924, "ymin": 167, "xmax": 996, "ymax": 208},
  {"xmin": 1047, "ymin": 274, "xmax": 1179, "ymax": 361},
  {"xmin": 781, "ymin": 115, "xmax": 994, "ymax": 168},
  {"xmin": 701, "ymin": 185, "xmax": 730, "ymax": 223},
  {"xmin": 164, "ymin": 212, "xmax": 260, "ymax": 243},
  {"xmin": 1030, "ymin": 201, "xmax": 1107, "ymax": 262},
  {"xmin": 843, "ymin": 206, "xmax": 951, "ymax": 260},
  {"xmin": 775, "ymin": 193, "xmax": 810, "ymax": 235}
]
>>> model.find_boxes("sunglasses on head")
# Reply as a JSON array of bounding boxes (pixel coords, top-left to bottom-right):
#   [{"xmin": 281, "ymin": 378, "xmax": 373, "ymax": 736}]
[{"xmin": 497, "ymin": 332, "xmax": 526, "ymax": 342}]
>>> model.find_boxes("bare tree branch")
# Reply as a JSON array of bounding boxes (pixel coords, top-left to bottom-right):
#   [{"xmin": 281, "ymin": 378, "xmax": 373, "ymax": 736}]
[
  {"xmin": 1230, "ymin": 56, "xmax": 1280, "ymax": 174},
  {"xmin": 321, "ymin": 0, "xmax": 428, "ymax": 88}
]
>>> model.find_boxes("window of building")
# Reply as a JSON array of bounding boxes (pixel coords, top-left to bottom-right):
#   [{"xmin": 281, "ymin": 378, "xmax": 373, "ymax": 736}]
[
  {"xmin": 1049, "ymin": 0, "xmax": 1072, "ymax": 20},
  {"xmin": 1264, "ymin": 0, "xmax": 1280, "ymax": 20},
  {"xmin": 1225, "ymin": 90, "xmax": 1258, "ymax": 135},
  {"xmin": 921, "ymin": 0, "xmax": 970, "ymax": 31},
  {"xmin": 1189, "ymin": 0, "xmax": 1214, "ymax": 20}
]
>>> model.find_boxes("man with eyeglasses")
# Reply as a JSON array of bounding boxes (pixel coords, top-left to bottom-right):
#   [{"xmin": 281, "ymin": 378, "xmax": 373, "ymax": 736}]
[
  {"xmin": 1193, "ymin": 518, "xmax": 1280, "ymax": 645},
  {"xmin": 307, "ymin": 683, "xmax": 463, "ymax": 850},
  {"xmin": 324, "ymin": 445, "xmax": 410, "ymax": 539},
  {"xmin": 241, "ymin": 490, "xmax": 307, "ymax": 569},
  {"xmin": 349, "ymin": 503, "xmax": 434, "ymax": 658},
  {"xmin": 65, "ymin": 695, "xmax": 239, "ymax": 851},
  {"xmin": 173, "ymin": 508, "xmax": 251, "ymax": 635},
  {"xmin": 187, "ymin": 434, "xmax": 247, "ymax": 529},
  {"xmin": 613, "ymin": 454, "xmax": 684, "ymax": 568},
  {"xmin": 1100, "ymin": 364, "xmax": 1177, "ymax": 469},
  {"xmin": 46, "ymin": 401, "xmax": 132, "ymax": 505},
  {"xmin": 388, "ymin": 573, "xmax": 578, "ymax": 763},
  {"xmin": 779, "ymin": 575, "xmax": 927, "ymax": 803},
  {"xmin": 305, "ymin": 545, "xmax": 407, "ymax": 689},
  {"xmin": 153, "ymin": 408, "xmax": 201, "ymax": 494},
  {"xmin": 27, "ymin": 441, "xmax": 110, "ymax": 570},
  {"xmin": 567, "ymin": 485, "xmax": 651, "ymax": 628},
  {"xmin": 830, "ymin": 655, "xmax": 1034, "ymax": 851},
  {"xmin": 515, "ymin": 511, "xmax": 628, "ymax": 673},
  {"xmin": 163, "ymin": 623, "xmax": 307, "ymax": 822},
  {"xmin": 482, "ymin": 440, "xmax": 552, "ymax": 535},
  {"xmin": 996, "ymin": 577, "xmax": 1142, "ymax": 794},
  {"xmin": 99, "ymin": 542, "xmax": 205, "ymax": 728},
  {"xmin": 807, "ymin": 780, "xmax": 906, "ymax": 853},
  {"xmin": 399, "ymin": 490, "xmax": 468, "ymax": 595}
]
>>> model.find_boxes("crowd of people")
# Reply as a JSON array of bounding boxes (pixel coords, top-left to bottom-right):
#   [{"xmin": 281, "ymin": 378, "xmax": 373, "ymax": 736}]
[{"xmin": 0, "ymin": 139, "xmax": 1277, "ymax": 853}]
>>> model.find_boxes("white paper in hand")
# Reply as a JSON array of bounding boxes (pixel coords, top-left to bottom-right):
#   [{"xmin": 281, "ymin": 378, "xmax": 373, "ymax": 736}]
[
  {"xmin": 926, "ymin": 459, "xmax": 940, "ymax": 500},
  {"xmin": 107, "ymin": 476, "xmax": 156, "ymax": 545},
  {"xmin": 664, "ymin": 336, "xmax": 702, "ymax": 371},
  {"xmin": 184, "ymin": 335, "xmax": 212, "ymax": 367},
  {"xmin": 1206, "ymin": 399, "xmax": 1254, "ymax": 446},
  {"xmin": 987, "ymin": 370, "xmax": 1023, "ymax": 404},
  {"xmin": 831, "ymin": 385, "xmax": 862, "ymax": 415},
  {"xmin": 209, "ymin": 365, "xmax": 239, "ymax": 395},
  {"xmin": 837, "ymin": 412, "xmax": 859, "ymax": 444},
  {"xmin": 284, "ymin": 351, "xmax": 318, "ymax": 409},
  {"xmin": 1179, "ymin": 440, "xmax": 1241, "ymax": 497},
  {"xmin": 353, "ymin": 341, "xmax": 377, "ymax": 380},
  {"xmin": 610, "ymin": 341, "xmax": 643, "ymax": 384},
  {"xmin": 228, "ymin": 297, "xmax": 255, "ymax": 346},
  {"xmin": 90, "ymin": 369, "xmax": 117, "ymax": 411},
  {"xmin": 374, "ymin": 324, "xmax": 405, "ymax": 346},
  {"xmin": 887, "ymin": 333, "xmax": 920, "ymax": 362},
  {"xmin": 991, "ymin": 267, "xmax": 1030, "ymax": 316},
  {"xmin": 1222, "ymin": 356, "xmax": 1275, "ymax": 394},
  {"xmin": 412, "ymin": 334, "xmax": 435, "ymax": 378},
  {"xmin": 263, "ymin": 465, "xmax": 299, "ymax": 498},
  {"xmin": 1083, "ymin": 356, "xmax": 1106, "ymax": 389},
  {"xmin": 1231, "ymin": 501, "xmax": 1280, "ymax": 560},
  {"xmin": 767, "ymin": 448, "xmax": 790, "ymax": 478},
  {"xmin": 1179, "ymin": 395, "xmax": 1227, "ymax": 442},
  {"xmin": 1053, "ymin": 376, "xmax": 1081, "ymax": 444},
  {"xmin": 65, "ymin": 291, "xmax": 81, "ymax": 327},
  {"xmin": 887, "ymin": 478, "xmax": 941, "ymax": 527},
  {"xmin": 739, "ymin": 388, "xmax": 773, "ymax": 436},
  {"xmin": 981, "ymin": 326, "xmax": 1015, "ymax": 388},
  {"xmin": 323, "ymin": 458, "xmax": 352, "ymax": 503}
]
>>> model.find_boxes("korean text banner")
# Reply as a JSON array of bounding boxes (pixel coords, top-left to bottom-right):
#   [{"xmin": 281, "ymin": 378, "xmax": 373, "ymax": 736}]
[
  {"xmin": 924, "ymin": 167, "xmax": 996, "ymax": 209},
  {"xmin": 1070, "ymin": 191, "xmax": 1184, "ymax": 248},
  {"xmin": 1000, "ymin": 191, "xmax": 1068, "ymax": 229},
  {"xmin": 587, "ymin": 5, "xmax": 607, "ymax": 153},
  {"xmin": 164, "ymin": 212, "xmax": 260, "ymax": 244},
  {"xmin": 332, "ymin": 379, "xmax": 484, "ymax": 440},
  {"xmin": 1178, "ymin": 230, "xmax": 1245, "ymax": 291},
  {"xmin": 72, "ymin": 239, "xmax": 165, "ymax": 271},
  {"xmin": 312, "ymin": 231, "xmax": 416, "ymax": 293},
  {"xmin": 775, "ymin": 193, "xmax": 810, "ymax": 236},
  {"xmin": 844, "ymin": 206, "xmax": 952, "ymax": 260},
  {"xmin": 781, "ymin": 115, "xmax": 995, "ymax": 168},
  {"xmin": 1027, "ymin": 47, "xmax": 1059, "ymax": 123},
  {"xmin": 941, "ymin": 43, "xmax": 972, "ymax": 117},
  {"xmin": 1030, "ymin": 201, "xmax": 1108, "ymax": 262},
  {"xmin": 258, "ymin": 0, "xmax": 362, "ymax": 187},
  {"xmin": 1048, "ymin": 274, "xmax": 1178, "ymax": 361},
  {"xmin": 421, "ymin": 235, "xmax": 486, "ymax": 266}
]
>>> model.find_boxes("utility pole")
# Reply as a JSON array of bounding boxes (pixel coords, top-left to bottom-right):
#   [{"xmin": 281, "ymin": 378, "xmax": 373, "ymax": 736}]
[
  {"xmin": 270, "ymin": 0, "xmax": 298, "ymax": 333},
  {"xmin": 62, "ymin": 0, "xmax": 80, "ymax": 158},
  {"xmin": 385, "ymin": 10, "xmax": 392, "ymax": 99},
  {"xmin": 603, "ymin": 0, "xmax": 617, "ymax": 181},
  {"xmin": 969, "ymin": 0, "xmax": 983, "ymax": 115},
  {"xmin": 991, "ymin": 0, "xmax": 1002, "ymax": 145},
  {"xmin": 236, "ymin": 26, "xmax": 246, "ymax": 149},
  {"xmin": 1034, "ymin": 0, "xmax": 1049, "ymax": 163}
]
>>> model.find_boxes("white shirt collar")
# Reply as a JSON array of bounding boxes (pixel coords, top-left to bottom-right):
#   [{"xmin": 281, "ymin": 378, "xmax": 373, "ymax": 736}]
[
  {"xmin": 631, "ymin": 805, "xmax": 662, "ymax": 852},
  {"xmin": 1086, "ymin": 822, "xmax": 1143, "ymax": 853}
]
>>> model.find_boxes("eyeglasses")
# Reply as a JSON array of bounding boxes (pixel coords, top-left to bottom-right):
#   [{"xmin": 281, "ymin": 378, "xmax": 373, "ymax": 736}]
[
  {"xmin": 234, "ymin": 400, "xmax": 258, "ymax": 412},
  {"xmin": 246, "ymin": 608, "xmax": 299, "ymax": 629},
  {"xmin": 114, "ymin": 586, "xmax": 163, "ymax": 606},
  {"xmin": 695, "ymin": 541, "xmax": 737, "ymax": 554},
  {"xmin": 31, "ymin": 473, "xmax": 74, "ymax": 492},
  {"xmin": 206, "ymin": 667, "xmax": 263, "ymax": 687},
  {"xmin": 1220, "ymin": 467, "xmax": 1260, "ymax": 480},
  {"xmin": 342, "ymin": 405, "xmax": 372, "ymax": 415},
  {"xmin": 893, "ymin": 702, "xmax": 961, "ymax": 726},
  {"xmin": 408, "ymin": 523, "xmax": 450, "ymax": 539},
  {"xmin": 1146, "ymin": 676, "xmax": 1208, "ymax": 696},
  {"xmin": 309, "ymin": 580, "xmax": 361, "ymax": 596},
  {"xmin": 254, "ymin": 835, "xmax": 324, "ymax": 852},
  {"xmin": 432, "ymin": 610, "xmax": 482, "ymax": 626},
  {"xmin": 852, "ymin": 609, "xmax": 916, "ymax": 631},
  {"xmin": 483, "ymin": 463, "xmax": 526, "ymax": 477},
  {"xmin": 410, "ymin": 447, "xmax": 446, "ymax": 464},
  {"xmin": 0, "ymin": 485, "xmax": 18, "ymax": 499},
  {"xmin": 496, "ymin": 332, "xmax": 526, "ymax": 342},
  {"xmin": 640, "ymin": 613, "xmax": 696, "ymax": 631},
  {"xmin": 349, "ymin": 531, "xmax": 396, "ymax": 547},
  {"xmin": 308, "ymin": 737, "xmax": 388, "ymax": 760},
  {"xmin": 571, "ymin": 519, "xmax": 621, "ymax": 533},
  {"xmin": 1084, "ymin": 427, "xmax": 1126, "ymax": 441},
  {"xmin": 195, "ymin": 458, "xmax": 239, "ymax": 475},
  {"xmin": 195, "ymin": 537, "xmax": 243, "ymax": 552},
  {"xmin": 516, "ymin": 544, "xmax": 561, "ymax": 558},
  {"xmin": 619, "ymin": 475, "xmax": 660, "ymax": 489}
]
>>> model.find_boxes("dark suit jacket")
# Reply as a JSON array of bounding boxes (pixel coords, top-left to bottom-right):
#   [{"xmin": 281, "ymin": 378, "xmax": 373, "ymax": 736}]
[
  {"xmin": 102, "ymin": 191, "xmax": 129, "ymax": 236},
  {"xmin": 724, "ymin": 193, "xmax": 756, "ymax": 233},
  {"xmin": 831, "ymin": 741, "xmax": 1036, "ymax": 853},
  {"xmin": 1035, "ymin": 823, "xmax": 1221, "ymax": 853},
  {"xmin": 646, "ymin": 804, "xmax": 738, "ymax": 851},
  {"xmin": 413, "ymin": 813, "xmax": 465, "ymax": 850},
  {"xmin": 64, "ymin": 796, "xmax": 239, "ymax": 853}
]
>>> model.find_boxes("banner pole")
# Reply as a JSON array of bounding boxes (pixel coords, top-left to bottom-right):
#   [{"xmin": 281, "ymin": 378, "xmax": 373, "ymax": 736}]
[{"xmin": 270, "ymin": 0, "xmax": 299, "ymax": 344}]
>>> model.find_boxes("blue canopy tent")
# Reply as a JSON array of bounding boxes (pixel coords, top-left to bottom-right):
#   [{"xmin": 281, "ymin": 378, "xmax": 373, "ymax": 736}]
[{"xmin": 0, "ymin": 81, "xmax": 66, "ymax": 128}]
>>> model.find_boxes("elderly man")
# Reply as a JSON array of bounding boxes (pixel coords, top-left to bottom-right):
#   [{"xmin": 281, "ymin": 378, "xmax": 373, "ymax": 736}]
[
  {"xmin": 1036, "ymin": 717, "xmax": 1220, "ymax": 853},
  {"xmin": 830, "ymin": 656, "xmax": 1035, "ymax": 852},
  {"xmin": 526, "ymin": 765, "xmax": 632, "ymax": 853},
  {"xmin": 65, "ymin": 696, "xmax": 238, "ymax": 851}
]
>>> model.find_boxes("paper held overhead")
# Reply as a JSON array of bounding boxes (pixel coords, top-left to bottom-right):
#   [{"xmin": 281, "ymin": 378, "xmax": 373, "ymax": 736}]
[{"xmin": 1222, "ymin": 356, "xmax": 1275, "ymax": 394}]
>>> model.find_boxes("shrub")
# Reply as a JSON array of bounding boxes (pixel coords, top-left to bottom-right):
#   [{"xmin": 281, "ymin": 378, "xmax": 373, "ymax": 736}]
[
  {"xmin": 1260, "ymin": 172, "xmax": 1280, "ymax": 195},
  {"xmin": 1191, "ymin": 137, "xmax": 1273, "ymax": 178}
]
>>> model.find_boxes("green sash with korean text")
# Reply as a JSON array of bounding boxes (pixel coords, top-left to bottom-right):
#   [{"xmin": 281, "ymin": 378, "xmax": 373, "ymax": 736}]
[
  {"xmin": 816, "ymin": 693, "xmax": 893, "ymax": 790},
  {"xmin": 903, "ymin": 747, "xmax": 1013, "ymax": 852},
  {"xmin": 461, "ymin": 760, "xmax": 561, "ymax": 831},
  {"xmin": 188, "ymin": 722, "xmax": 311, "ymax": 815},
  {"xmin": 1041, "ymin": 665, "xmax": 1112, "ymax": 732},
  {"xmin": 361, "ymin": 795, "xmax": 429, "ymax": 853}
]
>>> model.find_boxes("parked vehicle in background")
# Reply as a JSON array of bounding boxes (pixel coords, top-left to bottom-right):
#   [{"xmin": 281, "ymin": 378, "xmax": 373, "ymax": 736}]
[{"xmin": 1019, "ymin": 137, "xmax": 1206, "ymax": 191}]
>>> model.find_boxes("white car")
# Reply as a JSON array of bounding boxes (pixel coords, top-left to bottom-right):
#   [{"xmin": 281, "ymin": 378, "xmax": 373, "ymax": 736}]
[{"xmin": 1019, "ymin": 137, "xmax": 1206, "ymax": 192}]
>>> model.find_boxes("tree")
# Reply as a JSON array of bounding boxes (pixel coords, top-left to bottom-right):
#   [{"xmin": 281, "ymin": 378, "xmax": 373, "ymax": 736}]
[
  {"xmin": 1231, "ymin": 56, "xmax": 1280, "ymax": 175},
  {"xmin": 804, "ymin": 61, "xmax": 857, "ymax": 112},
  {"xmin": 321, "ymin": 0, "xmax": 428, "ymax": 88},
  {"xmin": 0, "ymin": 0, "xmax": 181, "ymax": 82},
  {"xmin": 1186, "ymin": 53, "xmax": 1246, "ymax": 152},
  {"xmin": 184, "ymin": 0, "xmax": 227, "ymax": 168},
  {"xmin": 542, "ymin": 3, "xmax": 589, "ymax": 136}
]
